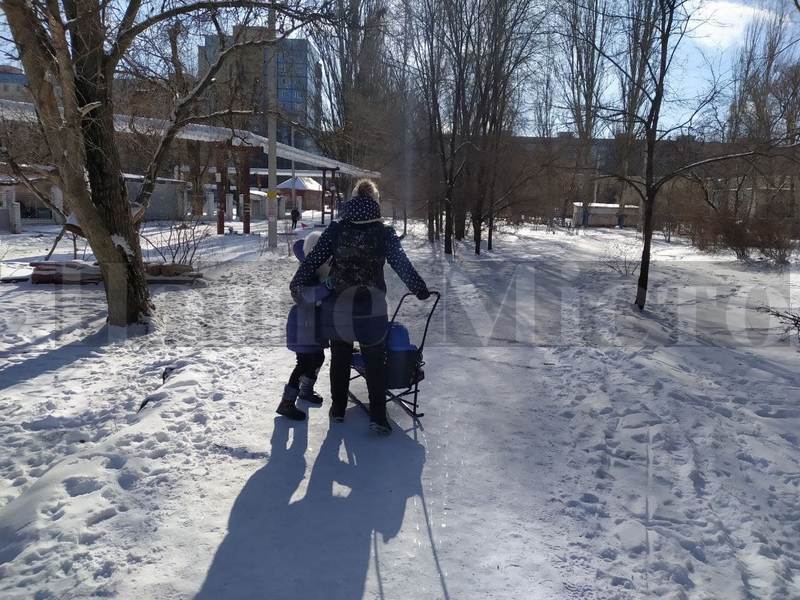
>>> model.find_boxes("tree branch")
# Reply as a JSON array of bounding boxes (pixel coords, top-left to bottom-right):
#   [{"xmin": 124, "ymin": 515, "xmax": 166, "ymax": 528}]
[
  {"xmin": 134, "ymin": 21, "xmax": 311, "ymax": 209},
  {"xmin": 0, "ymin": 144, "xmax": 66, "ymax": 219},
  {"xmin": 108, "ymin": 1, "xmax": 337, "ymax": 67}
]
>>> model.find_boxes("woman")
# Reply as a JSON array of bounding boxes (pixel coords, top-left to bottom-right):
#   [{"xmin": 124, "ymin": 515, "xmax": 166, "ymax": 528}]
[{"xmin": 290, "ymin": 179, "xmax": 429, "ymax": 434}]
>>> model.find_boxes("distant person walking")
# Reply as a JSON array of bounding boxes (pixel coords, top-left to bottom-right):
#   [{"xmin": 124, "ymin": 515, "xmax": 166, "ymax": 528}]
[
  {"xmin": 290, "ymin": 179, "xmax": 429, "ymax": 434},
  {"xmin": 291, "ymin": 207, "xmax": 301, "ymax": 230}
]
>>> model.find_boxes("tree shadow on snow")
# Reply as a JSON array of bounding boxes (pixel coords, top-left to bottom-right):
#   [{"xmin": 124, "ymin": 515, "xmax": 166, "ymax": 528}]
[
  {"xmin": 195, "ymin": 416, "xmax": 426, "ymax": 600},
  {"xmin": 0, "ymin": 326, "xmax": 134, "ymax": 392}
]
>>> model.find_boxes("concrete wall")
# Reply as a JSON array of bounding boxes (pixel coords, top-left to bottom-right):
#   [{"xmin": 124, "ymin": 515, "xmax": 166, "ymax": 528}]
[
  {"xmin": 127, "ymin": 181, "xmax": 189, "ymax": 221},
  {"xmin": 0, "ymin": 187, "xmax": 14, "ymax": 232},
  {"xmin": 16, "ymin": 183, "xmax": 57, "ymax": 221},
  {"xmin": 9, "ymin": 201, "xmax": 21, "ymax": 233},
  {"xmin": 0, "ymin": 184, "xmax": 25, "ymax": 232},
  {"xmin": 572, "ymin": 203, "xmax": 640, "ymax": 227}
]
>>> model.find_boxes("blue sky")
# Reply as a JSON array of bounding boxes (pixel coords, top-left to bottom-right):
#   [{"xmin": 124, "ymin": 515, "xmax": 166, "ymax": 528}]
[{"xmin": 663, "ymin": 0, "xmax": 800, "ymax": 130}]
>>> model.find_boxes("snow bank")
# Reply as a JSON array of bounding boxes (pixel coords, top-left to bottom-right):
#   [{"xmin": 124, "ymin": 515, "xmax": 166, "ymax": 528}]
[
  {"xmin": 2, "ymin": 221, "xmax": 799, "ymax": 599},
  {"xmin": 0, "ymin": 363, "xmax": 210, "ymax": 599}
]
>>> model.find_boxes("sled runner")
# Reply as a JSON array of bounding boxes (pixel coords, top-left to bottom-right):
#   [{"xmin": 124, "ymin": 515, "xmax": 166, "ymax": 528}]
[{"xmin": 348, "ymin": 290, "xmax": 440, "ymax": 421}]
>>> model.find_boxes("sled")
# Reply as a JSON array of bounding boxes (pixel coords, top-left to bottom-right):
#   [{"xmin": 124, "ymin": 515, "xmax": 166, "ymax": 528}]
[{"xmin": 348, "ymin": 290, "xmax": 441, "ymax": 421}]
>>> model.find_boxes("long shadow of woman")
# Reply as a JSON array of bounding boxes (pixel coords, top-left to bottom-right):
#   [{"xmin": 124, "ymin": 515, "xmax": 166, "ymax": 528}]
[{"xmin": 196, "ymin": 416, "xmax": 426, "ymax": 600}]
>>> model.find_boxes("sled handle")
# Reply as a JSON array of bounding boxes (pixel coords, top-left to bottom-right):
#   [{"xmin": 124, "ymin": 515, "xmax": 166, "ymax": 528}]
[{"xmin": 389, "ymin": 290, "xmax": 441, "ymax": 353}]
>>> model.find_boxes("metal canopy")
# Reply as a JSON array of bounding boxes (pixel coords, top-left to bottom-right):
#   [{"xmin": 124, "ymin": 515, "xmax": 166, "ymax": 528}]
[
  {"xmin": 0, "ymin": 99, "xmax": 381, "ymax": 179},
  {"xmin": 276, "ymin": 175, "xmax": 322, "ymax": 191}
]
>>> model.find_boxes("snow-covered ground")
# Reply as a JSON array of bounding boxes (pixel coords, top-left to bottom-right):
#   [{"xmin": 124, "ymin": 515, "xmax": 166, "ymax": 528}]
[{"xmin": 1, "ymin": 219, "xmax": 798, "ymax": 599}]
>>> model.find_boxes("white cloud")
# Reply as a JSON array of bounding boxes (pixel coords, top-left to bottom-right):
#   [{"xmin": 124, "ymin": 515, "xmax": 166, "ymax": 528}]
[{"xmin": 690, "ymin": 0, "xmax": 770, "ymax": 50}]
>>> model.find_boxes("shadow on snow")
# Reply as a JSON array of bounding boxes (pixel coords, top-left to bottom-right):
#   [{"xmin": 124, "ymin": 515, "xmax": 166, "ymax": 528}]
[{"xmin": 196, "ymin": 416, "xmax": 429, "ymax": 600}]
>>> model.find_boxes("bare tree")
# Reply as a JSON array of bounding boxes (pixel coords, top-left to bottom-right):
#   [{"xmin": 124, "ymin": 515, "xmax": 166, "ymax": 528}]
[
  {"xmin": 531, "ymin": 33, "xmax": 559, "ymax": 139},
  {"xmin": 311, "ymin": 0, "xmax": 390, "ymax": 166},
  {"xmin": 692, "ymin": 7, "xmax": 800, "ymax": 262},
  {"xmin": 407, "ymin": 0, "xmax": 540, "ymax": 254},
  {"xmin": 578, "ymin": 0, "xmax": 693, "ymax": 309},
  {"xmin": 410, "ymin": 0, "xmax": 463, "ymax": 253},
  {"xmin": 455, "ymin": 0, "xmax": 539, "ymax": 253},
  {"xmin": 612, "ymin": 0, "xmax": 654, "ymax": 226},
  {"xmin": 0, "ymin": 0, "xmax": 334, "ymax": 326},
  {"xmin": 728, "ymin": 10, "xmax": 790, "ymax": 144},
  {"xmin": 558, "ymin": 0, "xmax": 611, "ymax": 224}
]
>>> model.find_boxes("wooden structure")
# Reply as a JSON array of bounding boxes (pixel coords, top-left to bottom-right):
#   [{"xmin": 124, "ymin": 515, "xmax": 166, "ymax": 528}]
[{"xmin": 27, "ymin": 260, "xmax": 202, "ymax": 285}]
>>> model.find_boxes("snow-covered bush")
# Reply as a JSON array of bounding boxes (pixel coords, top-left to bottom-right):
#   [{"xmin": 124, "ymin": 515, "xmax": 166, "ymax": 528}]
[
  {"xmin": 751, "ymin": 220, "xmax": 798, "ymax": 266},
  {"xmin": 710, "ymin": 216, "xmax": 798, "ymax": 265},
  {"xmin": 758, "ymin": 307, "xmax": 800, "ymax": 341},
  {"xmin": 602, "ymin": 242, "xmax": 641, "ymax": 277},
  {"xmin": 140, "ymin": 217, "xmax": 211, "ymax": 266},
  {"xmin": 686, "ymin": 208, "xmax": 716, "ymax": 251},
  {"xmin": 715, "ymin": 215, "xmax": 752, "ymax": 260}
]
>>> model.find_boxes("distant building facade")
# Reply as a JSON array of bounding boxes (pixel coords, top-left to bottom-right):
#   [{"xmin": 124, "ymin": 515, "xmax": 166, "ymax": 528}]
[
  {"xmin": 197, "ymin": 29, "xmax": 322, "ymax": 158},
  {"xmin": 0, "ymin": 65, "xmax": 31, "ymax": 102}
]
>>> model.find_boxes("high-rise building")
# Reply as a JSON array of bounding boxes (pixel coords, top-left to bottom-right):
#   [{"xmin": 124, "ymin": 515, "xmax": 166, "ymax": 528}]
[{"xmin": 197, "ymin": 28, "xmax": 322, "ymax": 157}]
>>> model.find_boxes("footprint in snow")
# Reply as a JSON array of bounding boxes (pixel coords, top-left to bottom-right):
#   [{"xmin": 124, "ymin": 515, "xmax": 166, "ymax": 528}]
[
  {"xmin": 63, "ymin": 476, "xmax": 103, "ymax": 497},
  {"xmin": 86, "ymin": 507, "xmax": 117, "ymax": 527}
]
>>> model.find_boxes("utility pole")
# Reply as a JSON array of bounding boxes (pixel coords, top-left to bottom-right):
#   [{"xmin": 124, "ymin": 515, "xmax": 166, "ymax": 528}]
[
  {"xmin": 240, "ymin": 150, "xmax": 251, "ymax": 234},
  {"xmin": 290, "ymin": 124, "xmax": 296, "ymax": 211},
  {"xmin": 216, "ymin": 148, "xmax": 227, "ymax": 235},
  {"xmin": 266, "ymin": 6, "xmax": 278, "ymax": 248}
]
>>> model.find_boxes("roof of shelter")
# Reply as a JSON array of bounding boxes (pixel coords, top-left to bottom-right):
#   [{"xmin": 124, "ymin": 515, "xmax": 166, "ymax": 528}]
[{"xmin": 0, "ymin": 99, "xmax": 380, "ymax": 180}]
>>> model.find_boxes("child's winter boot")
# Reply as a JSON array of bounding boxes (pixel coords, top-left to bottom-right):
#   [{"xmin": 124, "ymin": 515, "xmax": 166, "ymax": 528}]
[
  {"xmin": 298, "ymin": 375, "xmax": 324, "ymax": 404},
  {"xmin": 276, "ymin": 385, "xmax": 306, "ymax": 421}
]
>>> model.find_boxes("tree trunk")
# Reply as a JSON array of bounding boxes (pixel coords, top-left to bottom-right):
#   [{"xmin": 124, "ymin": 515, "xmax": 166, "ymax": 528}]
[
  {"xmin": 80, "ymin": 95, "xmax": 151, "ymax": 326},
  {"xmin": 188, "ymin": 142, "xmax": 206, "ymax": 216},
  {"xmin": 487, "ymin": 211, "xmax": 494, "ymax": 251},
  {"xmin": 454, "ymin": 200, "xmax": 467, "ymax": 240},
  {"xmin": 635, "ymin": 191, "xmax": 656, "ymax": 310},
  {"xmin": 435, "ymin": 198, "xmax": 442, "ymax": 241},
  {"xmin": 192, "ymin": 182, "xmax": 205, "ymax": 216},
  {"xmin": 427, "ymin": 198, "xmax": 435, "ymax": 242},
  {"xmin": 59, "ymin": 3, "xmax": 153, "ymax": 327},
  {"xmin": 618, "ymin": 151, "xmax": 629, "ymax": 228},
  {"xmin": 444, "ymin": 194, "xmax": 453, "ymax": 254},
  {"xmin": 472, "ymin": 214, "xmax": 481, "ymax": 255}
]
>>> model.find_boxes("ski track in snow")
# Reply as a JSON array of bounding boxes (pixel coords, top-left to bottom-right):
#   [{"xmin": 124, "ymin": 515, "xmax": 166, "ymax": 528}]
[{"xmin": 1, "ymin": 222, "xmax": 799, "ymax": 599}]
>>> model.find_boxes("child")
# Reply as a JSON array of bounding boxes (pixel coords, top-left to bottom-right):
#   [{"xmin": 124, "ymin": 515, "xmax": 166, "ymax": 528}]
[{"xmin": 277, "ymin": 231, "xmax": 331, "ymax": 421}]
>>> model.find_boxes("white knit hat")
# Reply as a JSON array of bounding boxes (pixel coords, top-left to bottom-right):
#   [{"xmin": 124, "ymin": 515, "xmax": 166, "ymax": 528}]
[
  {"xmin": 352, "ymin": 179, "xmax": 380, "ymax": 202},
  {"xmin": 303, "ymin": 231, "xmax": 331, "ymax": 279}
]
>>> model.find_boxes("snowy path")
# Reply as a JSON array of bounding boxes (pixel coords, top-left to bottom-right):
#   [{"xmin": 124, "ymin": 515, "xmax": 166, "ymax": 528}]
[{"xmin": 1, "ymin": 225, "xmax": 799, "ymax": 599}]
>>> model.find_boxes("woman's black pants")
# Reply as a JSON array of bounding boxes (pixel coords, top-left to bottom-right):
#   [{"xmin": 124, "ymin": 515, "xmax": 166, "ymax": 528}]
[{"xmin": 329, "ymin": 340, "xmax": 386, "ymax": 420}]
